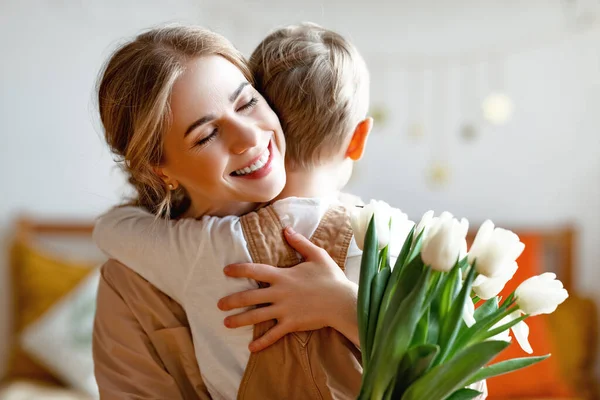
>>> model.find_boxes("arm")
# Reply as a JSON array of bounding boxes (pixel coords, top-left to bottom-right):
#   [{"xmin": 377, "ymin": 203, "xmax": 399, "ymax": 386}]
[
  {"xmin": 93, "ymin": 206, "xmax": 221, "ymax": 302},
  {"xmin": 93, "ymin": 260, "xmax": 211, "ymax": 399}
]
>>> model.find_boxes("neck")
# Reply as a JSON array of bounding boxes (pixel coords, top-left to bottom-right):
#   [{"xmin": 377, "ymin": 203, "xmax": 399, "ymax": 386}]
[
  {"xmin": 183, "ymin": 200, "xmax": 259, "ymax": 219},
  {"xmin": 274, "ymin": 163, "xmax": 347, "ymax": 201}
]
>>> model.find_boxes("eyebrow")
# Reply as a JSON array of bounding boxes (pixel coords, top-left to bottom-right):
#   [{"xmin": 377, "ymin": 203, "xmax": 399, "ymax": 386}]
[{"xmin": 184, "ymin": 82, "xmax": 250, "ymax": 137}]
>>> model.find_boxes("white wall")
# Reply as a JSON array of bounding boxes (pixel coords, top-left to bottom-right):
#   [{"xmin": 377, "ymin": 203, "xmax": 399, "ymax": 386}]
[{"xmin": 1, "ymin": 0, "xmax": 598, "ymax": 379}]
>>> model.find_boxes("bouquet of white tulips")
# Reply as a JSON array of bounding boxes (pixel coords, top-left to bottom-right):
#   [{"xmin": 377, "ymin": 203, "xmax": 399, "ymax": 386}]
[{"xmin": 351, "ymin": 202, "xmax": 569, "ymax": 400}]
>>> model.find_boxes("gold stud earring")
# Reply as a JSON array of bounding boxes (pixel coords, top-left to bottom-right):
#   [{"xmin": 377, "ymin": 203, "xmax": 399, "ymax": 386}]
[{"xmin": 168, "ymin": 183, "xmax": 175, "ymax": 190}]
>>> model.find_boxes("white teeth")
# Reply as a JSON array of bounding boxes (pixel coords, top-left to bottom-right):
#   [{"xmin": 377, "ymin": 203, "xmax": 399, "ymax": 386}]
[{"xmin": 234, "ymin": 148, "xmax": 270, "ymax": 176}]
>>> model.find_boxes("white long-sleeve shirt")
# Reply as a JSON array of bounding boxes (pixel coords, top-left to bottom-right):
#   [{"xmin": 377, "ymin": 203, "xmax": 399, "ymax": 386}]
[{"xmin": 93, "ymin": 196, "xmax": 401, "ymax": 400}]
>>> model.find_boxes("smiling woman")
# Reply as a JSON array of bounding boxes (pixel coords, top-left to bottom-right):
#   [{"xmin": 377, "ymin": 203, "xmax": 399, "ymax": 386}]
[
  {"xmin": 98, "ymin": 25, "xmax": 286, "ymax": 220},
  {"xmin": 158, "ymin": 55, "xmax": 287, "ymax": 218}
]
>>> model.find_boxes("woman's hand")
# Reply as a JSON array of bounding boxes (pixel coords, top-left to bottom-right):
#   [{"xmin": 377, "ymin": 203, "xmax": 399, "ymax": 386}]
[{"xmin": 217, "ymin": 226, "xmax": 359, "ymax": 352}]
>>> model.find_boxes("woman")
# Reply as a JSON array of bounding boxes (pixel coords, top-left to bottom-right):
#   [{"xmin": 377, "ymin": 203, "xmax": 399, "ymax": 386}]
[{"xmin": 92, "ymin": 25, "xmax": 360, "ymax": 399}]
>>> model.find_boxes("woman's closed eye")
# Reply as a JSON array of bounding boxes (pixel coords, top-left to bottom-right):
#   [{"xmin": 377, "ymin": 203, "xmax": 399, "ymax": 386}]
[
  {"xmin": 237, "ymin": 96, "xmax": 258, "ymax": 112},
  {"xmin": 194, "ymin": 128, "xmax": 218, "ymax": 148},
  {"xmin": 192, "ymin": 97, "xmax": 258, "ymax": 149}
]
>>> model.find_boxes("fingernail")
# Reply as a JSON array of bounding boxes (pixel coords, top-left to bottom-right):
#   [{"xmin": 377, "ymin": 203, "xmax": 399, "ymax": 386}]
[
  {"xmin": 285, "ymin": 226, "xmax": 295, "ymax": 235},
  {"xmin": 223, "ymin": 265, "xmax": 231, "ymax": 274},
  {"xmin": 224, "ymin": 317, "xmax": 231, "ymax": 327},
  {"xmin": 248, "ymin": 342, "xmax": 257, "ymax": 352}
]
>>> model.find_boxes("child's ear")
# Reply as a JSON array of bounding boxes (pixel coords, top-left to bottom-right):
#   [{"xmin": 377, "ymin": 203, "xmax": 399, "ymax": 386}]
[{"xmin": 346, "ymin": 117, "xmax": 373, "ymax": 161}]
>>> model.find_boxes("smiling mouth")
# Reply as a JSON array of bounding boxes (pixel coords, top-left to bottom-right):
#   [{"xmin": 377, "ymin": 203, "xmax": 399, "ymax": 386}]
[{"xmin": 230, "ymin": 140, "xmax": 272, "ymax": 177}]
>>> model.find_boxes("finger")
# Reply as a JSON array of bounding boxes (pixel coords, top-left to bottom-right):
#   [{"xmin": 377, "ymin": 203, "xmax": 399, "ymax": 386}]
[
  {"xmin": 223, "ymin": 306, "xmax": 278, "ymax": 329},
  {"xmin": 248, "ymin": 322, "xmax": 290, "ymax": 352},
  {"xmin": 224, "ymin": 263, "xmax": 280, "ymax": 283},
  {"xmin": 217, "ymin": 287, "xmax": 275, "ymax": 311},
  {"xmin": 284, "ymin": 226, "xmax": 327, "ymax": 261}
]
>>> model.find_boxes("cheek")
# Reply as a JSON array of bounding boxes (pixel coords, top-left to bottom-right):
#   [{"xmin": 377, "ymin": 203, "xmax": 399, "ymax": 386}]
[{"xmin": 170, "ymin": 148, "xmax": 227, "ymax": 185}]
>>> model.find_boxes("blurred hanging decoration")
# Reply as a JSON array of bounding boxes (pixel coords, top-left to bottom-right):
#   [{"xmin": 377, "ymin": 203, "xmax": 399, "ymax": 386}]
[
  {"xmin": 406, "ymin": 66, "xmax": 426, "ymax": 141},
  {"xmin": 369, "ymin": 104, "xmax": 389, "ymax": 126},
  {"xmin": 563, "ymin": 0, "xmax": 600, "ymax": 30},
  {"xmin": 426, "ymin": 66, "xmax": 453, "ymax": 189},
  {"xmin": 482, "ymin": 92, "xmax": 514, "ymax": 125},
  {"xmin": 481, "ymin": 59, "xmax": 514, "ymax": 125},
  {"xmin": 376, "ymin": 1, "xmax": 600, "ymax": 189},
  {"xmin": 459, "ymin": 62, "xmax": 481, "ymax": 142},
  {"xmin": 427, "ymin": 160, "xmax": 452, "ymax": 188}
]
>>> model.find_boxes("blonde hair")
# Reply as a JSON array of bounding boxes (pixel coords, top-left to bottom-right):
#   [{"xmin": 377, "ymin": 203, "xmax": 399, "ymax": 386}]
[
  {"xmin": 250, "ymin": 22, "xmax": 370, "ymax": 170},
  {"xmin": 97, "ymin": 24, "xmax": 252, "ymax": 217}
]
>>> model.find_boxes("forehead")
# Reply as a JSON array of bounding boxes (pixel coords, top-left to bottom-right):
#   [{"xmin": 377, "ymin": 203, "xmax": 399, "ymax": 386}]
[{"xmin": 170, "ymin": 55, "xmax": 249, "ymax": 118}]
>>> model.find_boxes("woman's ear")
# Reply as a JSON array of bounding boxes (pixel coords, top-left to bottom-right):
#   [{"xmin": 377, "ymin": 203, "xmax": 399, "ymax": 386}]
[
  {"xmin": 345, "ymin": 117, "xmax": 373, "ymax": 161},
  {"xmin": 153, "ymin": 166, "xmax": 179, "ymax": 190}
]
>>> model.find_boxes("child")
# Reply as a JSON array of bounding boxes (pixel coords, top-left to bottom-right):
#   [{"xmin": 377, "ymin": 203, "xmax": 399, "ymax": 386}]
[{"xmin": 94, "ymin": 23, "xmax": 405, "ymax": 399}]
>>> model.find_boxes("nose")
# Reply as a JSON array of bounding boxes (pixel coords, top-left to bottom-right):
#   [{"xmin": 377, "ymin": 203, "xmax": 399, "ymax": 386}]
[{"xmin": 227, "ymin": 118, "xmax": 261, "ymax": 155}]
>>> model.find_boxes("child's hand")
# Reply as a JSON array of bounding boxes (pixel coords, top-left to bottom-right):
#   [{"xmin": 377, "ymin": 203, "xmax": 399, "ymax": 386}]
[{"xmin": 217, "ymin": 226, "xmax": 359, "ymax": 352}]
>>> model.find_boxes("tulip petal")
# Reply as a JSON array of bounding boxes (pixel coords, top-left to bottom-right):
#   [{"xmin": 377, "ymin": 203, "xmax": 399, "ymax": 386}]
[
  {"xmin": 468, "ymin": 220, "xmax": 495, "ymax": 264},
  {"xmin": 511, "ymin": 318, "xmax": 533, "ymax": 354},
  {"xmin": 463, "ymin": 299, "xmax": 476, "ymax": 327}
]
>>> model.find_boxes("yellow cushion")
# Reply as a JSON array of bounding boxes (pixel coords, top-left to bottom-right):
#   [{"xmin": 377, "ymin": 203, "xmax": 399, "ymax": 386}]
[{"xmin": 6, "ymin": 240, "xmax": 96, "ymax": 384}]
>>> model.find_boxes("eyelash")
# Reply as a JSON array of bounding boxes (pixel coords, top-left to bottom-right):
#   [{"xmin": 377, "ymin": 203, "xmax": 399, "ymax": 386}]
[
  {"xmin": 193, "ymin": 97, "xmax": 259, "ymax": 148},
  {"xmin": 238, "ymin": 96, "xmax": 259, "ymax": 112}
]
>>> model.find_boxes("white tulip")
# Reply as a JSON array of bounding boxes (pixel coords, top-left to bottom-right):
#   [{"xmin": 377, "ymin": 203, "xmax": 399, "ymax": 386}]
[
  {"xmin": 472, "ymin": 262, "xmax": 518, "ymax": 300},
  {"xmin": 463, "ymin": 298, "xmax": 476, "ymax": 328},
  {"xmin": 468, "ymin": 220, "xmax": 525, "ymax": 278},
  {"xmin": 415, "ymin": 210, "xmax": 434, "ymax": 239},
  {"xmin": 388, "ymin": 210, "xmax": 416, "ymax": 258},
  {"xmin": 515, "ymin": 273, "xmax": 569, "ymax": 316},
  {"xmin": 421, "ymin": 212, "xmax": 469, "ymax": 272},
  {"xmin": 350, "ymin": 200, "xmax": 413, "ymax": 252},
  {"xmin": 492, "ymin": 310, "xmax": 532, "ymax": 353}
]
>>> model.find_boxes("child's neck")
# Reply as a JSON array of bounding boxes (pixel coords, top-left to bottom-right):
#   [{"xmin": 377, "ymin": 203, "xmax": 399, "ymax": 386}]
[{"xmin": 274, "ymin": 165, "xmax": 345, "ymax": 201}]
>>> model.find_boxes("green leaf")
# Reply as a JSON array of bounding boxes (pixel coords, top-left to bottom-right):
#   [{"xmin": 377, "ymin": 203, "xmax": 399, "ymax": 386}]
[
  {"xmin": 367, "ymin": 267, "xmax": 431, "ymax": 399},
  {"xmin": 406, "ymin": 228, "xmax": 425, "ymax": 264},
  {"xmin": 446, "ymin": 388, "xmax": 483, "ymax": 400},
  {"xmin": 454, "ymin": 306, "xmax": 518, "ymax": 354},
  {"xmin": 357, "ymin": 216, "xmax": 379, "ymax": 370},
  {"xmin": 437, "ymin": 264, "xmax": 477, "ymax": 364},
  {"xmin": 396, "ymin": 226, "xmax": 416, "ymax": 270},
  {"xmin": 439, "ymin": 263, "xmax": 462, "ymax": 319},
  {"xmin": 373, "ymin": 255, "xmax": 425, "ymax": 353},
  {"xmin": 465, "ymin": 354, "xmax": 550, "ymax": 385},
  {"xmin": 393, "ymin": 344, "xmax": 440, "ymax": 396},
  {"xmin": 379, "ymin": 244, "xmax": 389, "ymax": 272},
  {"xmin": 475, "ymin": 314, "xmax": 527, "ymax": 343},
  {"xmin": 373, "ymin": 228, "xmax": 415, "ymax": 348},
  {"xmin": 366, "ymin": 265, "xmax": 391, "ymax": 362},
  {"xmin": 400, "ymin": 340, "xmax": 510, "ymax": 400},
  {"xmin": 473, "ymin": 297, "xmax": 499, "ymax": 321},
  {"xmin": 412, "ymin": 306, "xmax": 429, "ymax": 346},
  {"xmin": 427, "ymin": 299, "xmax": 441, "ymax": 345}
]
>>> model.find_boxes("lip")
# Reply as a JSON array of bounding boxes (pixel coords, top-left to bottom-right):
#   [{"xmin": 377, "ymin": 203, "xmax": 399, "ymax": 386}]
[
  {"xmin": 230, "ymin": 139, "xmax": 274, "ymax": 180},
  {"xmin": 235, "ymin": 143, "xmax": 269, "ymax": 172}
]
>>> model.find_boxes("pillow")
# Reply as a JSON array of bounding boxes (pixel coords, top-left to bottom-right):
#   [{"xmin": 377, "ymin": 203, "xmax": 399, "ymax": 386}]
[
  {"xmin": 7, "ymin": 233, "xmax": 102, "ymax": 385},
  {"xmin": 20, "ymin": 269, "xmax": 100, "ymax": 398},
  {"xmin": 485, "ymin": 233, "xmax": 575, "ymax": 399},
  {"xmin": 0, "ymin": 379, "xmax": 90, "ymax": 400}
]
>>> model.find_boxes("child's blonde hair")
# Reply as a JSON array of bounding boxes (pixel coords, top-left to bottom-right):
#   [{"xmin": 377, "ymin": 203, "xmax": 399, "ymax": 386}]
[
  {"xmin": 250, "ymin": 22, "xmax": 370, "ymax": 170},
  {"xmin": 97, "ymin": 24, "xmax": 251, "ymax": 218}
]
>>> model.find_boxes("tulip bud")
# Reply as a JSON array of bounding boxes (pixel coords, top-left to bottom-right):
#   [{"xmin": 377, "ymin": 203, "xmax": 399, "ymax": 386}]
[{"xmin": 515, "ymin": 273, "xmax": 569, "ymax": 316}]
